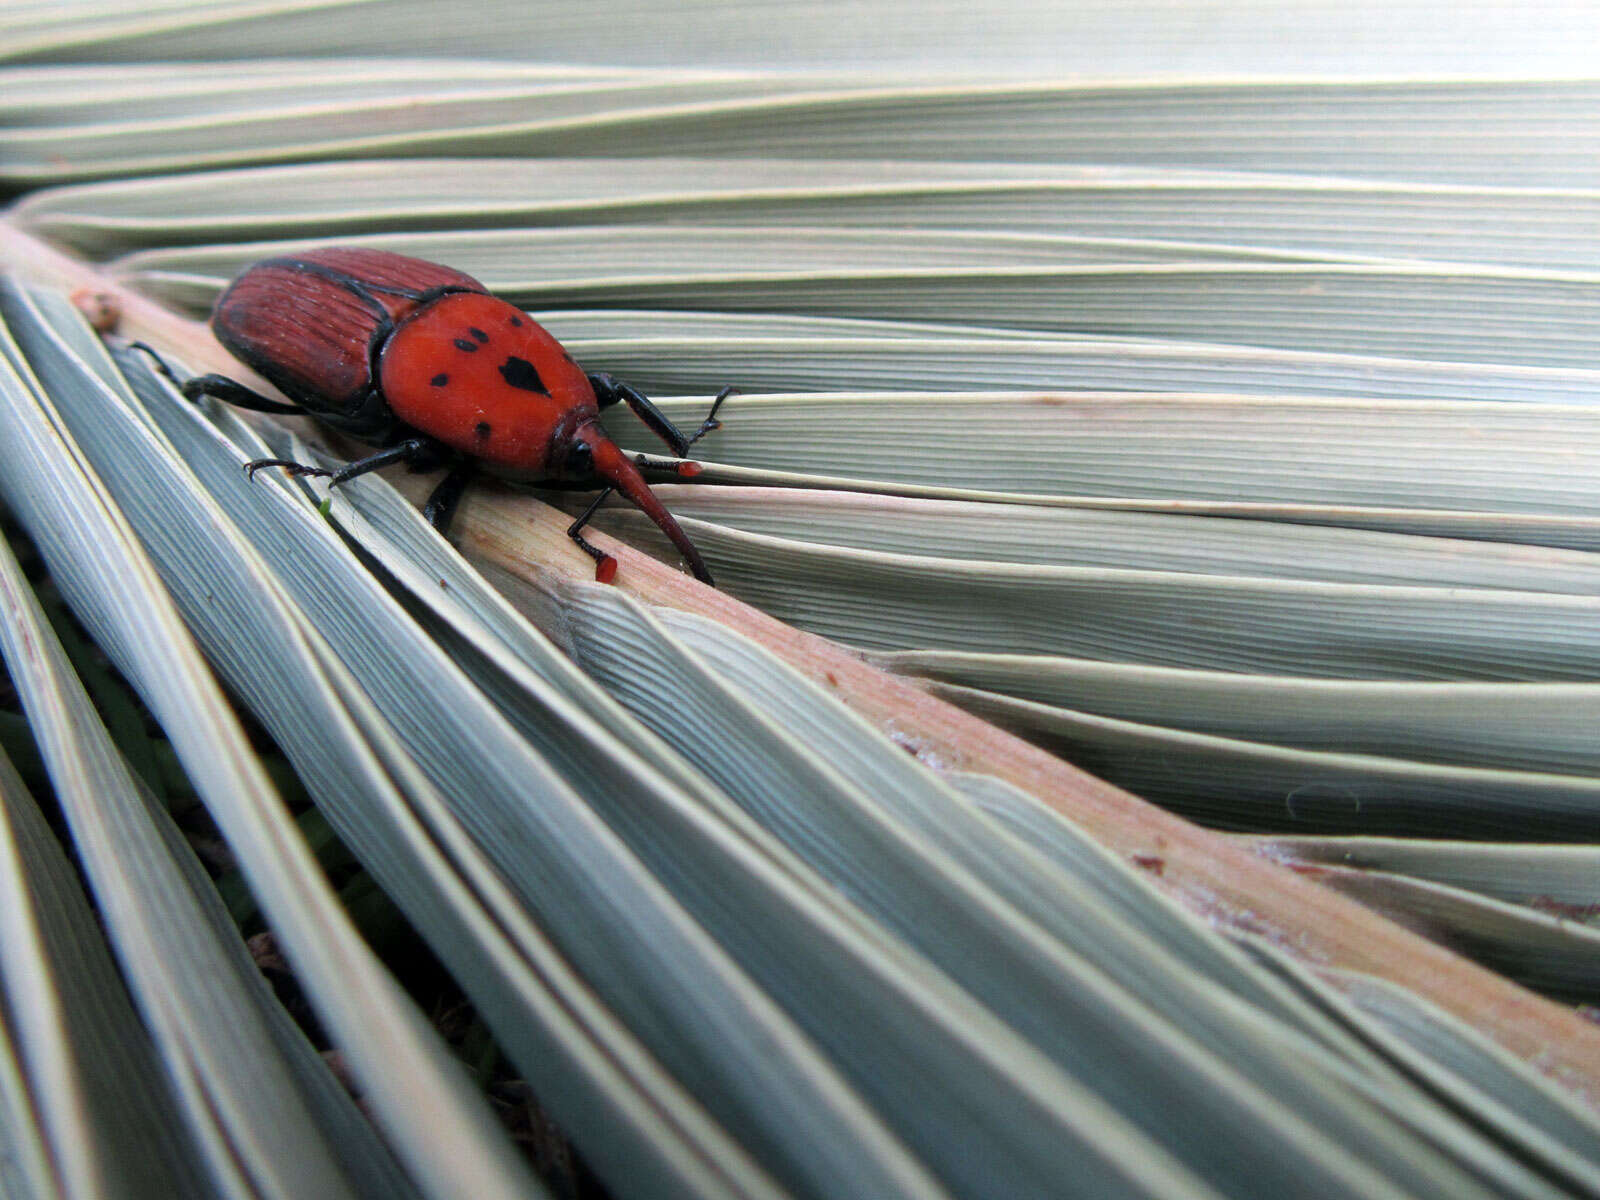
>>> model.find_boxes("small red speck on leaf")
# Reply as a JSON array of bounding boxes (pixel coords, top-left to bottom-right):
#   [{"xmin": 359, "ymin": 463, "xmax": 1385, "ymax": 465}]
[
  {"xmin": 677, "ymin": 461, "xmax": 703, "ymax": 478},
  {"xmin": 71, "ymin": 289, "xmax": 121, "ymax": 333},
  {"xmin": 825, "ymin": 671, "xmax": 839, "ymax": 686},
  {"xmin": 595, "ymin": 555, "xmax": 619, "ymax": 584},
  {"xmin": 1131, "ymin": 854, "xmax": 1166, "ymax": 876}
]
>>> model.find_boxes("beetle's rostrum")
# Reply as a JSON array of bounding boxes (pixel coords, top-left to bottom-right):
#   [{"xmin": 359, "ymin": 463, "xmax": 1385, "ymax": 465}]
[{"xmin": 185, "ymin": 246, "xmax": 730, "ymax": 584}]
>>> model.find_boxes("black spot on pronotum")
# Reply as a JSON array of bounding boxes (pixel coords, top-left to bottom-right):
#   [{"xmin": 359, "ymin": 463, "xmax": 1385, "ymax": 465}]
[
  {"xmin": 430, "ymin": 373, "xmax": 449, "ymax": 387},
  {"xmin": 475, "ymin": 421, "xmax": 492, "ymax": 438},
  {"xmin": 498, "ymin": 355, "xmax": 549, "ymax": 394},
  {"xmin": 509, "ymin": 315, "xmax": 523, "ymax": 326},
  {"xmin": 453, "ymin": 338, "xmax": 478, "ymax": 353},
  {"xmin": 469, "ymin": 327, "xmax": 489, "ymax": 343}
]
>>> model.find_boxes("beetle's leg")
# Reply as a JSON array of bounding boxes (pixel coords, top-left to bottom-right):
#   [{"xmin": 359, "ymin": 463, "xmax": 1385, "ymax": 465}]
[
  {"xmin": 566, "ymin": 486, "xmax": 619, "ymax": 583},
  {"xmin": 244, "ymin": 437, "xmax": 434, "ymax": 485},
  {"xmin": 324, "ymin": 437, "xmax": 440, "ymax": 485},
  {"xmin": 422, "ymin": 461, "xmax": 475, "ymax": 534},
  {"xmin": 127, "ymin": 343, "xmax": 303, "ymax": 415},
  {"xmin": 590, "ymin": 374, "xmax": 734, "ymax": 458},
  {"xmin": 183, "ymin": 374, "xmax": 304, "ymax": 415},
  {"xmin": 127, "ymin": 342, "xmax": 307, "ymax": 416},
  {"xmin": 589, "ymin": 373, "xmax": 690, "ymax": 456}
]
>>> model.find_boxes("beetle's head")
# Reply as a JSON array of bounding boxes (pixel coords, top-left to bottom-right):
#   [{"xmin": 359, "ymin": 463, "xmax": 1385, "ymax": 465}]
[
  {"xmin": 553, "ymin": 422, "xmax": 600, "ymax": 482},
  {"xmin": 557, "ymin": 419, "xmax": 712, "ymax": 585}
]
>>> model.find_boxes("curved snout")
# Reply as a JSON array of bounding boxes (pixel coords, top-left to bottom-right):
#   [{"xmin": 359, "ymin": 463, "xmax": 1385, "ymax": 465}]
[{"xmin": 588, "ymin": 434, "xmax": 713, "ymax": 585}]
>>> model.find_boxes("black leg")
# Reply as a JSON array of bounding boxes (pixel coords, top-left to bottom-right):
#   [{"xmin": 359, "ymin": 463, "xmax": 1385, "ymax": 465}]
[
  {"xmin": 422, "ymin": 461, "xmax": 475, "ymax": 534},
  {"xmin": 589, "ymin": 373, "xmax": 735, "ymax": 458},
  {"xmin": 184, "ymin": 374, "xmax": 304, "ymax": 416},
  {"xmin": 566, "ymin": 487, "xmax": 618, "ymax": 581},
  {"xmin": 245, "ymin": 437, "xmax": 434, "ymax": 486}
]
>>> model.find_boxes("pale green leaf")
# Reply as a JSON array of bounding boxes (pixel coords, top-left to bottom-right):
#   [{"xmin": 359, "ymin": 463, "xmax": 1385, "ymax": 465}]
[
  {"xmin": 0, "ymin": 282, "xmax": 544, "ymax": 1200},
  {"xmin": 24, "ymin": 159, "xmax": 1600, "ymax": 270}
]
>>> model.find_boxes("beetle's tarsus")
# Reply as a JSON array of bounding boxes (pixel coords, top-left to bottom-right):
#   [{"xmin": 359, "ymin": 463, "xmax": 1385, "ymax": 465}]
[
  {"xmin": 631, "ymin": 452, "xmax": 677, "ymax": 471},
  {"xmin": 244, "ymin": 458, "xmax": 330, "ymax": 481},
  {"xmin": 686, "ymin": 385, "xmax": 738, "ymax": 448},
  {"xmin": 567, "ymin": 486, "xmax": 619, "ymax": 579},
  {"xmin": 247, "ymin": 437, "xmax": 440, "ymax": 493}
]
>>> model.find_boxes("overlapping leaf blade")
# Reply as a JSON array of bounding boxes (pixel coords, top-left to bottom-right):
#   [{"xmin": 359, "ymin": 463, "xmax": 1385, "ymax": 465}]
[
  {"xmin": 16, "ymin": 159, "xmax": 1600, "ymax": 270},
  {"xmin": 6, "ymin": 0, "xmax": 1600, "ymax": 82},
  {"xmin": 0, "ymin": 281, "xmax": 543, "ymax": 1200},
  {"xmin": 0, "ymin": 739, "xmax": 204, "ymax": 1200},
  {"xmin": 195, "ymin": 334, "xmax": 1600, "ymax": 1198},
  {"xmin": 6, "ymin": 3, "xmax": 1600, "ymax": 1195},
  {"xmin": 6, "ymin": 72, "xmax": 1600, "ymax": 188}
]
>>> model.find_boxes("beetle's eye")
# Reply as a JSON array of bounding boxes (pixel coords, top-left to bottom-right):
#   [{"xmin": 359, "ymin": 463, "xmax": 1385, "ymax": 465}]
[{"xmin": 568, "ymin": 439, "xmax": 593, "ymax": 476}]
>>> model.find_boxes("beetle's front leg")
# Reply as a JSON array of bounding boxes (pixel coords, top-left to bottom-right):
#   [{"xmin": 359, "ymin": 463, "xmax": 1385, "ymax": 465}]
[
  {"xmin": 589, "ymin": 374, "xmax": 735, "ymax": 458},
  {"xmin": 566, "ymin": 486, "xmax": 619, "ymax": 583},
  {"xmin": 686, "ymin": 385, "xmax": 736, "ymax": 448}
]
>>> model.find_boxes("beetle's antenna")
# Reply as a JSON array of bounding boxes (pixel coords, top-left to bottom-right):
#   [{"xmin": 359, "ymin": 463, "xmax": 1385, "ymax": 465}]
[{"xmin": 588, "ymin": 436, "xmax": 713, "ymax": 585}]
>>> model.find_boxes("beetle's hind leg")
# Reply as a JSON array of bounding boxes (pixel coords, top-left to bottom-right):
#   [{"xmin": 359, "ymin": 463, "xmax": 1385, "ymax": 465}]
[
  {"xmin": 123, "ymin": 344, "xmax": 305, "ymax": 416},
  {"xmin": 589, "ymin": 374, "xmax": 736, "ymax": 458},
  {"xmin": 184, "ymin": 374, "xmax": 304, "ymax": 415}
]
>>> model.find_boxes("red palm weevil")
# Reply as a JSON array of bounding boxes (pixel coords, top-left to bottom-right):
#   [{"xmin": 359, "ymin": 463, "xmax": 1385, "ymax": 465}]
[{"xmin": 184, "ymin": 246, "xmax": 730, "ymax": 584}]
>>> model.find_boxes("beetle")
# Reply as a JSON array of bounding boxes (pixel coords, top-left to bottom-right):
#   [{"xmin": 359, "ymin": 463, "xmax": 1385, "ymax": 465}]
[{"xmin": 181, "ymin": 246, "xmax": 730, "ymax": 584}]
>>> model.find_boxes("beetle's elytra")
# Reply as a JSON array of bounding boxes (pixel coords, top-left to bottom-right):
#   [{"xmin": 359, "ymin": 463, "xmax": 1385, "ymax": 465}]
[{"xmin": 186, "ymin": 246, "xmax": 729, "ymax": 584}]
